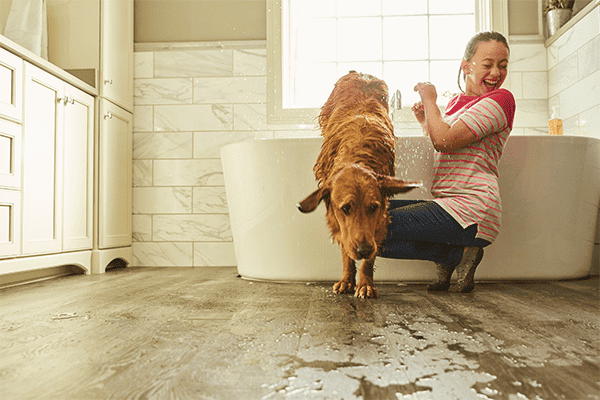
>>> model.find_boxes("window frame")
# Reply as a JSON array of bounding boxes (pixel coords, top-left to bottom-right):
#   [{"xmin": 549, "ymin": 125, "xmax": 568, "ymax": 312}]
[{"xmin": 266, "ymin": 0, "xmax": 508, "ymax": 125}]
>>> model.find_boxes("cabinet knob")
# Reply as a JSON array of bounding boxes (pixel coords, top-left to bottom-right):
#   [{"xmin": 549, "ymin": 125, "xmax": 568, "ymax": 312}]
[
  {"xmin": 104, "ymin": 79, "xmax": 113, "ymax": 85},
  {"xmin": 104, "ymin": 112, "xmax": 113, "ymax": 119},
  {"xmin": 58, "ymin": 96, "xmax": 75, "ymax": 104}
]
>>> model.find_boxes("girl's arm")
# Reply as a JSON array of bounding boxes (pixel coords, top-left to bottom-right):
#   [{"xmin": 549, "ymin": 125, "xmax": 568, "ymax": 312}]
[{"xmin": 414, "ymin": 82, "xmax": 479, "ymax": 152}]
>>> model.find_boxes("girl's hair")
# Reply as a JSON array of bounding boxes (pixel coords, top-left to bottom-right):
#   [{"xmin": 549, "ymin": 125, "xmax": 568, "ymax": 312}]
[{"xmin": 457, "ymin": 31, "xmax": 510, "ymax": 93}]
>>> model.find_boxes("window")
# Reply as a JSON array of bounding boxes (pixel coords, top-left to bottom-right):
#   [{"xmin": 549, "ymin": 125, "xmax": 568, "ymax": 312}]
[{"xmin": 267, "ymin": 0, "xmax": 507, "ymax": 124}]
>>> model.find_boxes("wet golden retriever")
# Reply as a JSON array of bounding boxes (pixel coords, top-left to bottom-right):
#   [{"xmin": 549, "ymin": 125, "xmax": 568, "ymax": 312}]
[{"xmin": 297, "ymin": 71, "xmax": 421, "ymax": 298}]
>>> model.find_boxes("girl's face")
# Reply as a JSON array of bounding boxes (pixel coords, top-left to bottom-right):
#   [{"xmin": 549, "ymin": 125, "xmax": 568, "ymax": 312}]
[{"xmin": 462, "ymin": 40, "xmax": 509, "ymax": 96}]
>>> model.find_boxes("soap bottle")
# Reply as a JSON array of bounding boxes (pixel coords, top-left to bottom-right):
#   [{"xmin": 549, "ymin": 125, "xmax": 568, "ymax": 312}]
[{"xmin": 548, "ymin": 105, "xmax": 563, "ymax": 135}]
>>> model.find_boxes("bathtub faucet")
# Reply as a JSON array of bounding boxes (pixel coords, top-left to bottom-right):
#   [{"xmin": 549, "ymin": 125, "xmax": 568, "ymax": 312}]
[{"xmin": 390, "ymin": 89, "xmax": 401, "ymax": 110}]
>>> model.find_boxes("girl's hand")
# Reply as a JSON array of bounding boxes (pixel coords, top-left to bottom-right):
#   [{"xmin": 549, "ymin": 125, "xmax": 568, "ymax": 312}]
[
  {"xmin": 411, "ymin": 101, "xmax": 426, "ymax": 126},
  {"xmin": 414, "ymin": 82, "xmax": 438, "ymax": 104}
]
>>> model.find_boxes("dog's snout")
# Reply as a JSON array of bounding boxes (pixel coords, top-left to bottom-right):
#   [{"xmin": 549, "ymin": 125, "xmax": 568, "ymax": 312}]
[{"xmin": 356, "ymin": 243, "xmax": 374, "ymax": 259}]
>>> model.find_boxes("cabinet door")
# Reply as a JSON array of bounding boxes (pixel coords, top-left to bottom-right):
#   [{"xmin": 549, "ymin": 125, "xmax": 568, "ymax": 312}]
[
  {"xmin": 101, "ymin": 0, "xmax": 133, "ymax": 112},
  {"xmin": 0, "ymin": 47, "xmax": 22, "ymax": 123},
  {"xmin": 22, "ymin": 63, "xmax": 64, "ymax": 255},
  {"xmin": 62, "ymin": 85, "xmax": 94, "ymax": 251},
  {"xmin": 0, "ymin": 189, "xmax": 20, "ymax": 258},
  {"xmin": 99, "ymin": 99, "xmax": 132, "ymax": 249},
  {"xmin": 0, "ymin": 119, "xmax": 21, "ymax": 189}
]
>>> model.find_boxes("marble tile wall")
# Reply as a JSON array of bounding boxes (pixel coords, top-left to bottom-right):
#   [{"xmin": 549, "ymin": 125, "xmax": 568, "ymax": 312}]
[
  {"xmin": 132, "ymin": 46, "xmax": 317, "ymax": 267},
  {"xmin": 545, "ymin": 4, "xmax": 600, "ymax": 273},
  {"xmin": 547, "ymin": 4, "xmax": 600, "ymax": 139},
  {"xmin": 133, "ymin": 10, "xmax": 599, "ymax": 269}
]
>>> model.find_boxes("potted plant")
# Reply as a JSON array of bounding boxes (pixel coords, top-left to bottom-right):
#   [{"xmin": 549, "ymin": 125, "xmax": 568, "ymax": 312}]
[{"xmin": 544, "ymin": 0, "xmax": 575, "ymax": 36}]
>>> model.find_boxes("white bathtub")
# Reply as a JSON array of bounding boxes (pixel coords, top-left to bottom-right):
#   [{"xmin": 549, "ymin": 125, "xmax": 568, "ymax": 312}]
[{"xmin": 221, "ymin": 135, "xmax": 600, "ymax": 282}]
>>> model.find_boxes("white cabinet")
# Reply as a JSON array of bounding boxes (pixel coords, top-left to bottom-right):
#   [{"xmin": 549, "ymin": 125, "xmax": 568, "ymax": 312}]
[
  {"xmin": 63, "ymin": 85, "xmax": 95, "ymax": 251},
  {"xmin": 101, "ymin": 0, "xmax": 133, "ymax": 111},
  {"xmin": 22, "ymin": 64, "xmax": 64, "ymax": 255},
  {"xmin": 98, "ymin": 99, "xmax": 132, "ymax": 249},
  {"xmin": 0, "ymin": 47, "xmax": 22, "ymax": 122},
  {"xmin": 0, "ymin": 0, "xmax": 133, "ymax": 277},
  {"xmin": 21, "ymin": 63, "xmax": 94, "ymax": 256}
]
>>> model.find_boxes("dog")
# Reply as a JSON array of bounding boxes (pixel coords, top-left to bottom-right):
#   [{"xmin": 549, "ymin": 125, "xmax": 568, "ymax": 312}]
[{"xmin": 297, "ymin": 71, "xmax": 421, "ymax": 299}]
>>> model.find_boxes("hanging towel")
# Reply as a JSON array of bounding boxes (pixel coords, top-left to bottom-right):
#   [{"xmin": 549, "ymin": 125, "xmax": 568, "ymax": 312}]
[{"xmin": 3, "ymin": 0, "xmax": 48, "ymax": 60}]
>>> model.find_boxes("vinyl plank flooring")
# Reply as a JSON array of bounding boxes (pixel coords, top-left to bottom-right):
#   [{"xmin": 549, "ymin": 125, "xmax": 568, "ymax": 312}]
[{"xmin": 0, "ymin": 268, "xmax": 598, "ymax": 400}]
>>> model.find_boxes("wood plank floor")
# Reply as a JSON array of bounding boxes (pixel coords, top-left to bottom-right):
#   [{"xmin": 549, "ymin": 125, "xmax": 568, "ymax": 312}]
[{"xmin": 0, "ymin": 267, "xmax": 598, "ymax": 400}]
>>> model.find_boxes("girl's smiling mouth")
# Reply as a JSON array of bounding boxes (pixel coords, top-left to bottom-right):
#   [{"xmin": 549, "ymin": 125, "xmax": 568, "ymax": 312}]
[{"xmin": 484, "ymin": 79, "xmax": 499, "ymax": 89}]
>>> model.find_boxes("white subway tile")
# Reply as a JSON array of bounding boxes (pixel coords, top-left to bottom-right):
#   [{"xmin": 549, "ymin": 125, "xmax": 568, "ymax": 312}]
[
  {"xmin": 547, "ymin": 42, "xmax": 559, "ymax": 70},
  {"xmin": 233, "ymin": 49, "xmax": 267, "ymax": 76},
  {"xmin": 504, "ymin": 73, "xmax": 523, "ymax": 100},
  {"xmin": 521, "ymin": 72, "xmax": 547, "ymax": 100},
  {"xmin": 548, "ymin": 52, "xmax": 579, "ymax": 97},
  {"xmin": 133, "ymin": 132, "xmax": 193, "ymax": 159},
  {"xmin": 153, "ymin": 215, "xmax": 231, "ymax": 242},
  {"xmin": 154, "ymin": 50, "xmax": 233, "ymax": 77},
  {"xmin": 133, "ymin": 106, "xmax": 153, "ymax": 132},
  {"xmin": 132, "ymin": 242, "xmax": 193, "ymax": 267},
  {"xmin": 194, "ymin": 242, "xmax": 237, "ymax": 266},
  {"xmin": 134, "ymin": 78, "xmax": 193, "ymax": 105},
  {"xmin": 509, "ymin": 43, "xmax": 547, "ymax": 72},
  {"xmin": 193, "ymin": 187, "xmax": 228, "ymax": 214},
  {"xmin": 134, "ymin": 52, "xmax": 153, "ymax": 78},
  {"xmin": 133, "ymin": 187, "xmax": 192, "ymax": 214},
  {"xmin": 154, "ymin": 104, "xmax": 233, "ymax": 131},
  {"xmin": 578, "ymin": 34, "xmax": 600, "ymax": 81},
  {"xmin": 556, "ymin": 6, "xmax": 600, "ymax": 61},
  {"xmin": 154, "ymin": 159, "xmax": 224, "ymax": 186},
  {"xmin": 132, "ymin": 215, "xmax": 152, "ymax": 242},
  {"xmin": 193, "ymin": 76, "xmax": 266, "ymax": 104},
  {"xmin": 560, "ymin": 70, "xmax": 600, "ymax": 119},
  {"xmin": 513, "ymin": 99, "xmax": 548, "ymax": 128},
  {"xmin": 233, "ymin": 104, "xmax": 318, "ymax": 131},
  {"xmin": 133, "ymin": 160, "xmax": 153, "ymax": 186}
]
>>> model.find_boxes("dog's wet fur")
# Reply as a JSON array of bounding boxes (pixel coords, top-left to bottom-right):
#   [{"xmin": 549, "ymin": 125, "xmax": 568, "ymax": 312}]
[{"xmin": 298, "ymin": 71, "xmax": 421, "ymax": 298}]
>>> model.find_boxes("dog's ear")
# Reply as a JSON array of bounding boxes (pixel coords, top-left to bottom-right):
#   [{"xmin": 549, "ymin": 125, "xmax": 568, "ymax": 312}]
[
  {"xmin": 377, "ymin": 175, "xmax": 422, "ymax": 197},
  {"xmin": 297, "ymin": 187, "xmax": 330, "ymax": 213}
]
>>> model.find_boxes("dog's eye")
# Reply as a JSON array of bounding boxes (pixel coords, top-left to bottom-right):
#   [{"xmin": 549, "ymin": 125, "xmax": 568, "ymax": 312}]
[
  {"xmin": 341, "ymin": 204, "xmax": 352, "ymax": 215},
  {"xmin": 367, "ymin": 204, "xmax": 379, "ymax": 214}
]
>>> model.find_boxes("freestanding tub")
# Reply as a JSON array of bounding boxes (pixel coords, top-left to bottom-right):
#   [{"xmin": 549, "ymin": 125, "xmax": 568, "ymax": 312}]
[{"xmin": 222, "ymin": 135, "xmax": 600, "ymax": 282}]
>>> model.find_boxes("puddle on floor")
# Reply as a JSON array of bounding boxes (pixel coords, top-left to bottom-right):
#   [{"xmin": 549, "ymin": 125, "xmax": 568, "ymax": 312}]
[{"xmin": 251, "ymin": 292, "xmax": 598, "ymax": 400}]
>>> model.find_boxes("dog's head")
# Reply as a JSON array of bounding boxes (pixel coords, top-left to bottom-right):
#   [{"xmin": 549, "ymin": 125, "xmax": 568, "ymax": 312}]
[{"xmin": 297, "ymin": 164, "xmax": 421, "ymax": 261}]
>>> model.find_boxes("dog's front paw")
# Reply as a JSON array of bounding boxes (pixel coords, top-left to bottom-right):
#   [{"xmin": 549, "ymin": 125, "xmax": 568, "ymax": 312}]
[
  {"xmin": 333, "ymin": 279, "xmax": 354, "ymax": 295},
  {"xmin": 355, "ymin": 283, "xmax": 378, "ymax": 299}
]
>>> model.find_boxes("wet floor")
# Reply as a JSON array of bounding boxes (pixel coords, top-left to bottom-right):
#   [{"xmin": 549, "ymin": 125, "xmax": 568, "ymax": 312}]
[{"xmin": 0, "ymin": 267, "xmax": 598, "ymax": 400}]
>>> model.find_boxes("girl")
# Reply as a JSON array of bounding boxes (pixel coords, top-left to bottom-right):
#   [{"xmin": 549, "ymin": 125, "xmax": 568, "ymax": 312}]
[{"xmin": 380, "ymin": 31, "xmax": 516, "ymax": 293}]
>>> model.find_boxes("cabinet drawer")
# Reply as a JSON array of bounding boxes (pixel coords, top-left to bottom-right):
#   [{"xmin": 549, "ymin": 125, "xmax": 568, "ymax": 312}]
[
  {"xmin": 0, "ymin": 47, "xmax": 23, "ymax": 123},
  {"xmin": 0, "ymin": 189, "xmax": 21, "ymax": 258},
  {"xmin": 0, "ymin": 118, "xmax": 21, "ymax": 189}
]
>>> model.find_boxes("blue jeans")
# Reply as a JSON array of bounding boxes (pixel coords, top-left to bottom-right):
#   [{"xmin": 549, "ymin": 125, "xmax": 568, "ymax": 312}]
[{"xmin": 380, "ymin": 200, "xmax": 491, "ymax": 268}]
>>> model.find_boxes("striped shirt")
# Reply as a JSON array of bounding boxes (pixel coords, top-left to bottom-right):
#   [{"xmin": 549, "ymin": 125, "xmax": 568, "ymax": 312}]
[{"xmin": 432, "ymin": 88, "xmax": 516, "ymax": 243}]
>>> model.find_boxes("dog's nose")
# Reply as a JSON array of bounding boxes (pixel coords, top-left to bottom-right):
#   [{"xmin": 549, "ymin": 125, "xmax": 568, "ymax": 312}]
[{"xmin": 356, "ymin": 243, "xmax": 374, "ymax": 259}]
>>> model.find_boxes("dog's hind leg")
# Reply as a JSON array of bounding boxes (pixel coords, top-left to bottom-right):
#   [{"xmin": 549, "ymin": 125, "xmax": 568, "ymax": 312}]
[
  {"xmin": 355, "ymin": 259, "xmax": 379, "ymax": 299},
  {"xmin": 333, "ymin": 254, "xmax": 356, "ymax": 295}
]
